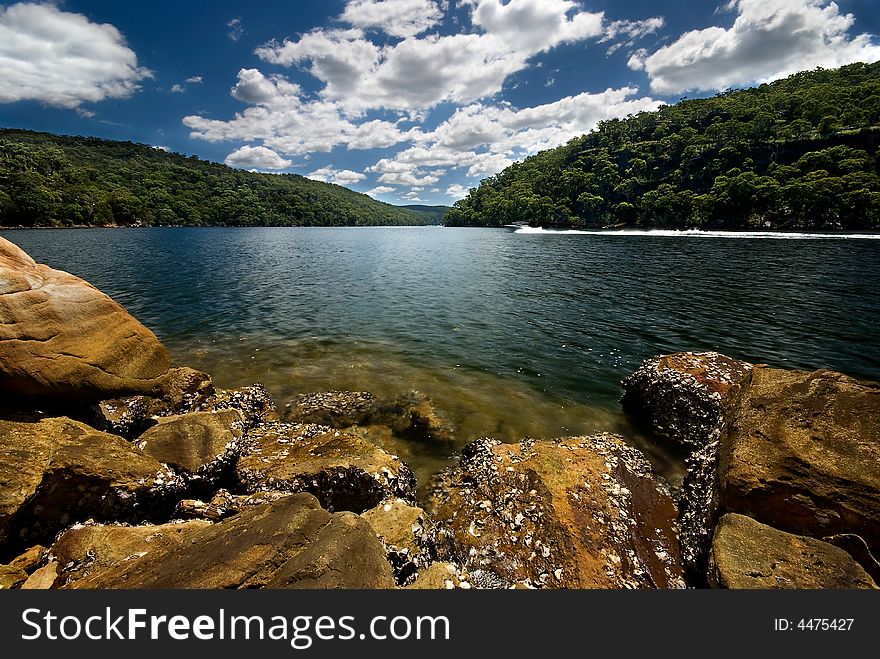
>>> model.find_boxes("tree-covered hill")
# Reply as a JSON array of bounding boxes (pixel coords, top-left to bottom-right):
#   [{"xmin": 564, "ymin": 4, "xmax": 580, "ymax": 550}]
[
  {"xmin": 0, "ymin": 129, "xmax": 435, "ymax": 227},
  {"xmin": 446, "ymin": 62, "xmax": 880, "ymax": 231},
  {"xmin": 401, "ymin": 204, "xmax": 451, "ymax": 222}
]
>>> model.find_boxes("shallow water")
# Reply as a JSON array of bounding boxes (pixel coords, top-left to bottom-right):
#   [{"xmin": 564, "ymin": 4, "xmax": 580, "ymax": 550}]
[{"xmin": 4, "ymin": 226, "xmax": 879, "ymax": 486}]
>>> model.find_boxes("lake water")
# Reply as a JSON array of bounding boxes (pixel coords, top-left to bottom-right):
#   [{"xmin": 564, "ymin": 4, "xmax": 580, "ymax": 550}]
[{"xmin": 4, "ymin": 226, "xmax": 880, "ymax": 487}]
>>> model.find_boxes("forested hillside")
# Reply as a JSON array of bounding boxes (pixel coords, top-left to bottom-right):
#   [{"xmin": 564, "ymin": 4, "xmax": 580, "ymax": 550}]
[
  {"xmin": 0, "ymin": 130, "xmax": 434, "ymax": 227},
  {"xmin": 446, "ymin": 62, "xmax": 880, "ymax": 231}
]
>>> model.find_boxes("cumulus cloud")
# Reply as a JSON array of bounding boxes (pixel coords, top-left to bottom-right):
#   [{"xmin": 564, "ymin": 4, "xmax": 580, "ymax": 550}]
[
  {"xmin": 224, "ymin": 145, "xmax": 293, "ymax": 170},
  {"xmin": 0, "ymin": 2, "xmax": 150, "ymax": 109},
  {"xmin": 630, "ymin": 0, "xmax": 880, "ymax": 94},
  {"xmin": 187, "ymin": 0, "xmax": 666, "ymax": 197},
  {"xmin": 341, "ymin": 0, "xmax": 443, "ymax": 38},
  {"xmin": 183, "ymin": 68, "xmax": 409, "ymax": 155},
  {"xmin": 255, "ymin": 0, "xmax": 624, "ymax": 114},
  {"xmin": 446, "ymin": 183, "xmax": 470, "ymax": 199},
  {"xmin": 374, "ymin": 86, "xmax": 661, "ymax": 180},
  {"xmin": 367, "ymin": 186, "xmax": 396, "ymax": 196},
  {"xmin": 307, "ymin": 166, "xmax": 367, "ymax": 185}
]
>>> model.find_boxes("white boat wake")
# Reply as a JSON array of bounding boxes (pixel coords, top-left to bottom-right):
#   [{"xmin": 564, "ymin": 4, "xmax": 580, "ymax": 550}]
[{"xmin": 513, "ymin": 226, "xmax": 880, "ymax": 239}]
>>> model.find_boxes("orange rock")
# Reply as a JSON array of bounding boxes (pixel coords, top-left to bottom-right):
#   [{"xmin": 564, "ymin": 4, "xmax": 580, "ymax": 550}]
[{"xmin": 0, "ymin": 237, "xmax": 170, "ymax": 400}]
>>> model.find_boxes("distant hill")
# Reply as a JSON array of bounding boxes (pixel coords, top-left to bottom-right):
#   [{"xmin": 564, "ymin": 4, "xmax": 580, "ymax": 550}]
[
  {"xmin": 0, "ymin": 129, "xmax": 431, "ymax": 228},
  {"xmin": 446, "ymin": 62, "xmax": 880, "ymax": 231},
  {"xmin": 401, "ymin": 204, "xmax": 451, "ymax": 224}
]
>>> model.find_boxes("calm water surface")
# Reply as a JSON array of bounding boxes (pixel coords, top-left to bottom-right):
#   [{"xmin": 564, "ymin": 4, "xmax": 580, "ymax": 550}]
[{"xmin": 4, "ymin": 227, "xmax": 879, "ymax": 485}]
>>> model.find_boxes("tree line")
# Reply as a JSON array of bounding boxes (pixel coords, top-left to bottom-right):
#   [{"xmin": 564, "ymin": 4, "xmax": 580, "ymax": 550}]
[
  {"xmin": 0, "ymin": 130, "xmax": 435, "ymax": 228},
  {"xmin": 446, "ymin": 62, "xmax": 880, "ymax": 231}
]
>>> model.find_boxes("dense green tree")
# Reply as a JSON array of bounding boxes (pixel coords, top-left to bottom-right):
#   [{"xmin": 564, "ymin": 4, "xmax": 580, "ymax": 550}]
[
  {"xmin": 447, "ymin": 62, "xmax": 880, "ymax": 231},
  {"xmin": 0, "ymin": 131, "xmax": 440, "ymax": 228}
]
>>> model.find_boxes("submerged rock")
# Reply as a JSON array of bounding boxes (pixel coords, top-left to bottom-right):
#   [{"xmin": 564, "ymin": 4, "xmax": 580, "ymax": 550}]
[
  {"xmin": 284, "ymin": 390, "xmax": 454, "ymax": 443},
  {"xmin": 426, "ymin": 434, "xmax": 685, "ymax": 589},
  {"xmin": 0, "ymin": 237, "xmax": 170, "ymax": 400},
  {"xmin": 0, "ymin": 417, "xmax": 183, "ymax": 557},
  {"xmin": 709, "ymin": 514, "xmax": 877, "ymax": 589},
  {"xmin": 70, "ymin": 494, "xmax": 396, "ymax": 589},
  {"xmin": 236, "ymin": 422, "xmax": 416, "ymax": 513}
]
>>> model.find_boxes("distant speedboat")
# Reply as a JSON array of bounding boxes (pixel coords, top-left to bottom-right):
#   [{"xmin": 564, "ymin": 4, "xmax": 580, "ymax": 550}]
[{"xmin": 503, "ymin": 221, "xmax": 530, "ymax": 232}]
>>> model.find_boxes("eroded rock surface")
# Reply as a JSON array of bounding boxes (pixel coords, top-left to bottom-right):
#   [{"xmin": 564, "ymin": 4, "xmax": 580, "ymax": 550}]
[
  {"xmin": 236, "ymin": 422, "xmax": 416, "ymax": 513},
  {"xmin": 426, "ymin": 435, "xmax": 685, "ymax": 589},
  {"xmin": 0, "ymin": 237, "xmax": 170, "ymax": 400},
  {"xmin": 709, "ymin": 514, "xmax": 877, "ymax": 589},
  {"xmin": 70, "ymin": 494, "xmax": 396, "ymax": 589},
  {"xmin": 137, "ymin": 409, "xmax": 244, "ymax": 483},
  {"xmin": 0, "ymin": 417, "xmax": 183, "ymax": 557}
]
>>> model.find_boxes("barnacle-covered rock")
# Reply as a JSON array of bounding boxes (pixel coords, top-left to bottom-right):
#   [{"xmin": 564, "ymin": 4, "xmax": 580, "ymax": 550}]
[
  {"xmin": 362, "ymin": 499, "xmax": 435, "ymax": 585},
  {"xmin": 236, "ymin": 422, "xmax": 416, "ymax": 513},
  {"xmin": 426, "ymin": 435, "xmax": 685, "ymax": 589},
  {"xmin": 0, "ymin": 417, "xmax": 184, "ymax": 558},
  {"xmin": 622, "ymin": 352, "xmax": 753, "ymax": 451}
]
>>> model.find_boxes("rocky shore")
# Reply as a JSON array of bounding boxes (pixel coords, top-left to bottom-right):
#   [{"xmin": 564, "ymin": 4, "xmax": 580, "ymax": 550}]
[{"xmin": 1, "ymin": 236, "xmax": 877, "ymax": 590}]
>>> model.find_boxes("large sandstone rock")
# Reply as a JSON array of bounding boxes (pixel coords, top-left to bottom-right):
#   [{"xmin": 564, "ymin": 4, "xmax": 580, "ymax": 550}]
[
  {"xmin": 284, "ymin": 390, "xmax": 454, "ymax": 443},
  {"xmin": 236, "ymin": 422, "xmax": 416, "ymax": 514},
  {"xmin": 622, "ymin": 352, "xmax": 753, "ymax": 450},
  {"xmin": 50, "ymin": 520, "xmax": 212, "ymax": 588},
  {"xmin": 137, "ymin": 409, "xmax": 244, "ymax": 482},
  {"xmin": 426, "ymin": 435, "xmax": 685, "ymax": 589},
  {"xmin": 709, "ymin": 514, "xmax": 877, "ymax": 589},
  {"xmin": 627, "ymin": 354, "xmax": 880, "ymax": 584},
  {"xmin": 0, "ymin": 417, "xmax": 183, "ymax": 556},
  {"xmin": 70, "ymin": 494, "xmax": 396, "ymax": 589},
  {"xmin": 719, "ymin": 368, "xmax": 880, "ymax": 554},
  {"xmin": 0, "ymin": 237, "xmax": 170, "ymax": 400}
]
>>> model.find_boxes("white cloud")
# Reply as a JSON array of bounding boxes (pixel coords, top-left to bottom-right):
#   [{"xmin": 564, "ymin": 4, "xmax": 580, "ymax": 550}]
[
  {"xmin": 170, "ymin": 84, "xmax": 185, "ymax": 93},
  {"xmin": 403, "ymin": 191, "xmax": 425, "ymax": 201},
  {"xmin": 228, "ymin": 17, "xmax": 244, "ymax": 42},
  {"xmin": 603, "ymin": 17, "xmax": 665, "ymax": 42},
  {"xmin": 341, "ymin": 0, "xmax": 443, "ymax": 39},
  {"xmin": 374, "ymin": 86, "xmax": 661, "ymax": 180},
  {"xmin": 307, "ymin": 166, "xmax": 367, "ymax": 185},
  {"xmin": 631, "ymin": 0, "xmax": 880, "ymax": 94},
  {"xmin": 463, "ymin": 0, "xmax": 604, "ymax": 54},
  {"xmin": 225, "ymin": 145, "xmax": 293, "ymax": 170},
  {"xmin": 0, "ymin": 2, "xmax": 150, "ymax": 109},
  {"xmin": 186, "ymin": 76, "xmax": 204, "ymax": 84},
  {"xmin": 367, "ymin": 185, "xmax": 396, "ymax": 196},
  {"xmin": 187, "ymin": 1, "xmax": 664, "ymax": 195},
  {"xmin": 446, "ymin": 183, "xmax": 470, "ymax": 199},
  {"xmin": 255, "ymin": 0, "xmax": 618, "ymax": 115},
  {"xmin": 184, "ymin": 68, "xmax": 409, "ymax": 155}
]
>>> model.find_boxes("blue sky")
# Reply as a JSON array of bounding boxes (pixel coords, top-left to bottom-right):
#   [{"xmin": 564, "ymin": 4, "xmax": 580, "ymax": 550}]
[{"xmin": 1, "ymin": 1, "xmax": 879, "ymax": 206}]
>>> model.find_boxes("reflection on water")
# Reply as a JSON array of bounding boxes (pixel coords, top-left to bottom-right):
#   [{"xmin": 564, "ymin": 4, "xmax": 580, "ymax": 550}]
[{"xmin": 3, "ymin": 226, "xmax": 878, "ymax": 488}]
